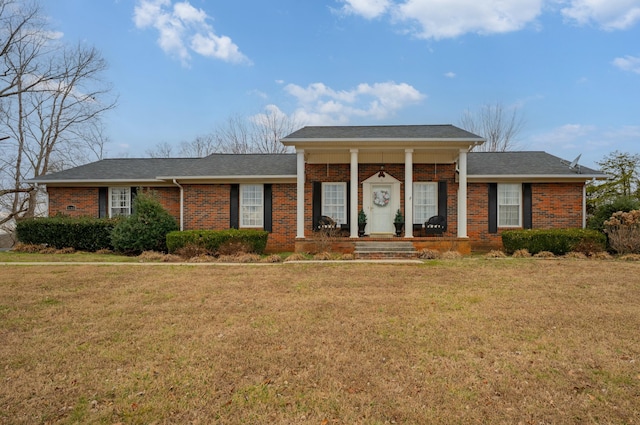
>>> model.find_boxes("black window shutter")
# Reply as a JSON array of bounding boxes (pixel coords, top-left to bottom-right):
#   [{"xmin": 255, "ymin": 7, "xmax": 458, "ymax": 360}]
[
  {"xmin": 98, "ymin": 188, "xmax": 107, "ymax": 218},
  {"xmin": 312, "ymin": 182, "xmax": 322, "ymax": 231},
  {"xmin": 264, "ymin": 184, "xmax": 272, "ymax": 232},
  {"xmin": 488, "ymin": 183, "xmax": 498, "ymax": 234},
  {"xmin": 345, "ymin": 181, "xmax": 351, "ymax": 229},
  {"xmin": 438, "ymin": 181, "xmax": 448, "ymax": 218},
  {"xmin": 130, "ymin": 187, "xmax": 138, "ymax": 214},
  {"xmin": 230, "ymin": 184, "xmax": 239, "ymax": 229},
  {"xmin": 438, "ymin": 181, "xmax": 448, "ymax": 231},
  {"xmin": 523, "ymin": 183, "xmax": 532, "ymax": 229}
]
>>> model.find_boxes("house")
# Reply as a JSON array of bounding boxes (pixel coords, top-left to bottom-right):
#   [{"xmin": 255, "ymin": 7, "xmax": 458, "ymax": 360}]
[{"xmin": 28, "ymin": 125, "xmax": 606, "ymax": 253}]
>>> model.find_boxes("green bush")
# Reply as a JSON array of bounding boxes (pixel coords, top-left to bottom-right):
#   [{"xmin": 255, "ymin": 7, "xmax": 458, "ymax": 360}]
[
  {"xmin": 111, "ymin": 192, "xmax": 179, "ymax": 254},
  {"xmin": 166, "ymin": 229, "xmax": 269, "ymax": 255},
  {"xmin": 588, "ymin": 196, "xmax": 640, "ymax": 232},
  {"xmin": 502, "ymin": 228, "xmax": 606, "ymax": 255},
  {"xmin": 16, "ymin": 215, "xmax": 119, "ymax": 251}
]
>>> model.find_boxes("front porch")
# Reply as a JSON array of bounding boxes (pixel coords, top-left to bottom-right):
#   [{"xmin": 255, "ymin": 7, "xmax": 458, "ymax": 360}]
[{"xmin": 295, "ymin": 235, "xmax": 472, "ymax": 258}]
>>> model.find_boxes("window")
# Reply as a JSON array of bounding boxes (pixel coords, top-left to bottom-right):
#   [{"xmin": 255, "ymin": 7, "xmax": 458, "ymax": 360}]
[
  {"xmin": 322, "ymin": 183, "xmax": 346, "ymax": 224},
  {"xmin": 109, "ymin": 187, "xmax": 131, "ymax": 217},
  {"xmin": 240, "ymin": 184, "xmax": 263, "ymax": 227},
  {"xmin": 498, "ymin": 183, "xmax": 521, "ymax": 227},
  {"xmin": 413, "ymin": 182, "xmax": 438, "ymax": 224}
]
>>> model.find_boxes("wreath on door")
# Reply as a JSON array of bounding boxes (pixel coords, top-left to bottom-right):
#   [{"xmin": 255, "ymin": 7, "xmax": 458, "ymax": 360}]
[{"xmin": 373, "ymin": 190, "xmax": 390, "ymax": 207}]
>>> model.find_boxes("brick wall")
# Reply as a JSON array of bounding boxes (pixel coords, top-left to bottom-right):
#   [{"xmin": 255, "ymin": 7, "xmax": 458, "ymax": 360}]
[
  {"xmin": 467, "ymin": 182, "xmax": 585, "ymax": 251},
  {"xmin": 47, "ymin": 186, "xmax": 180, "ymax": 220},
  {"xmin": 48, "ymin": 187, "xmax": 100, "ymax": 217},
  {"xmin": 46, "ymin": 177, "xmax": 586, "ymax": 254},
  {"xmin": 181, "ymin": 183, "xmax": 297, "ymax": 252}
]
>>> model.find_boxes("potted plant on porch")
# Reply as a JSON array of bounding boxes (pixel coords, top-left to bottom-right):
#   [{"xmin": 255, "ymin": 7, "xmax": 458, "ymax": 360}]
[
  {"xmin": 358, "ymin": 209, "xmax": 367, "ymax": 237},
  {"xmin": 393, "ymin": 209, "xmax": 404, "ymax": 237}
]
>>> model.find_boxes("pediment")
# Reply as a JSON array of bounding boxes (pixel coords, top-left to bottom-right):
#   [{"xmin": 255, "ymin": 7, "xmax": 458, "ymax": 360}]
[{"xmin": 363, "ymin": 171, "xmax": 400, "ymax": 184}]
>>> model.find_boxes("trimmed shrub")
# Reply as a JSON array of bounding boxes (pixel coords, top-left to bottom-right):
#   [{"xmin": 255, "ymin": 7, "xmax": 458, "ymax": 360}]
[
  {"xmin": 16, "ymin": 215, "xmax": 119, "ymax": 251},
  {"xmin": 111, "ymin": 192, "xmax": 179, "ymax": 254},
  {"xmin": 502, "ymin": 228, "xmax": 606, "ymax": 255},
  {"xmin": 166, "ymin": 228, "xmax": 269, "ymax": 255}
]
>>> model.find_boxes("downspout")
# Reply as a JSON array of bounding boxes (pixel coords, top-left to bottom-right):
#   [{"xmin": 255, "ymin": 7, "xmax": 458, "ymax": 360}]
[
  {"xmin": 583, "ymin": 183, "xmax": 587, "ymax": 229},
  {"xmin": 173, "ymin": 179, "xmax": 184, "ymax": 231}
]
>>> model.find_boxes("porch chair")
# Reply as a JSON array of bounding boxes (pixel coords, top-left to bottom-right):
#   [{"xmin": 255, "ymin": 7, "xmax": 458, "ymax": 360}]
[{"xmin": 424, "ymin": 215, "xmax": 447, "ymax": 236}]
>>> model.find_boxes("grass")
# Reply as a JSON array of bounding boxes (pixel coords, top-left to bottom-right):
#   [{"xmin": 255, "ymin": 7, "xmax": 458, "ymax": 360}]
[
  {"xmin": 0, "ymin": 260, "xmax": 639, "ymax": 424},
  {"xmin": 0, "ymin": 250, "xmax": 138, "ymax": 263}
]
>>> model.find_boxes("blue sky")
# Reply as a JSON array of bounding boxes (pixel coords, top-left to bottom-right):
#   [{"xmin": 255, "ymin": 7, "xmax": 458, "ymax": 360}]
[{"xmin": 44, "ymin": 0, "xmax": 640, "ymax": 168}]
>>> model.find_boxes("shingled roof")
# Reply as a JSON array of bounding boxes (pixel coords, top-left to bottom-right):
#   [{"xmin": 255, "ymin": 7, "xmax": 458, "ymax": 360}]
[
  {"xmin": 282, "ymin": 125, "xmax": 483, "ymax": 141},
  {"xmin": 29, "ymin": 154, "xmax": 297, "ymax": 183},
  {"xmin": 467, "ymin": 151, "xmax": 604, "ymax": 178},
  {"xmin": 28, "ymin": 151, "xmax": 604, "ymax": 184}
]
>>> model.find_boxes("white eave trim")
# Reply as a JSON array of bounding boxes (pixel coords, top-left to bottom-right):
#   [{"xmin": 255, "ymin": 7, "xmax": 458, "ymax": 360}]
[
  {"xmin": 468, "ymin": 174, "xmax": 607, "ymax": 182},
  {"xmin": 157, "ymin": 174, "xmax": 297, "ymax": 181}
]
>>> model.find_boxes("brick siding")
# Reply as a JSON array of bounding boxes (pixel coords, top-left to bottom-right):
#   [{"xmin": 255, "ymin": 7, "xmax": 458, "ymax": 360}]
[
  {"xmin": 46, "ymin": 173, "xmax": 586, "ymax": 254},
  {"xmin": 467, "ymin": 182, "xmax": 585, "ymax": 251}
]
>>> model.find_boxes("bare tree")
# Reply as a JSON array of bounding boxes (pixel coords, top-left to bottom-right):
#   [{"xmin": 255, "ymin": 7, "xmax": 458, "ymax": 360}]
[
  {"xmin": 145, "ymin": 107, "xmax": 302, "ymax": 158},
  {"xmin": 214, "ymin": 113, "xmax": 254, "ymax": 154},
  {"xmin": 145, "ymin": 141, "xmax": 174, "ymax": 158},
  {"xmin": 0, "ymin": 2, "xmax": 116, "ymax": 228},
  {"xmin": 250, "ymin": 105, "xmax": 301, "ymax": 154},
  {"xmin": 179, "ymin": 133, "xmax": 220, "ymax": 157},
  {"xmin": 459, "ymin": 102, "xmax": 524, "ymax": 152}
]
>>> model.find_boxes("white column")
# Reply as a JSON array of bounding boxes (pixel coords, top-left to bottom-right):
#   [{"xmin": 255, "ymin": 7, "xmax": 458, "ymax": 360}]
[
  {"xmin": 404, "ymin": 149, "xmax": 413, "ymax": 238},
  {"xmin": 457, "ymin": 149, "xmax": 468, "ymax": 238},
  {"xmin": 350, "ymin": 149, "xmax": 359, "ymax": 238},
  {"xmin": 296, "ymin": 149, "xmax": 305, "ymax": 239}
]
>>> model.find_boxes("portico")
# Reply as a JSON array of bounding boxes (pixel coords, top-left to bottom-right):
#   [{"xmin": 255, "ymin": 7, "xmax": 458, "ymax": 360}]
[{"xmin": 281, "ymin": 125, "xmax": 484, "ymax": 250}]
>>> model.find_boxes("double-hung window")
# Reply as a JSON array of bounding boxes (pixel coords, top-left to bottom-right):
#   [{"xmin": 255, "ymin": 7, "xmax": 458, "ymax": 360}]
[
  {"xmin": 498, "ymin": 183, "xmax": 521, "ymax": 227},
  {"xmin": 413, "ymin": 182, "xmax": 438, "ymax": 224},
  {"xmin": 322, "ymin": 182, "xmax": 346, "ymax": 225},
  {"xmin": 109, "ymin": 187, "xmax": 131, "ymax": 217},
  {"xmin": 240, "ymin": 184, "xmax": 263, "ymax": 228}
]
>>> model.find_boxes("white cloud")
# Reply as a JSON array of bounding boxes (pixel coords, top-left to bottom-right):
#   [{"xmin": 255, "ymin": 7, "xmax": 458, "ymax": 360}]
[
  {"xmin": 339, "ymin": 0, "xmax": 640, "ymax": 39},
  {"xmin": 613, "ymin": 55, "xmax": 640, "ymax": 73},
  {"xmin": 133, "ymin": 0, "xmax": 250, "ymax": 66},
  {"xmin": 526, "ymin": 124, "xmax": 640, "ymax": 167},
  {"xmin": 444, "ymin": 72, "xmax": 456, "ymax": 78},
  {"xmin": 561, "ymin": 0, "xmax": 640, "ymax": 30},
  {"xmin": 339, "ymin": 0, "xmax": 391, "ymax": 19},
  {"xmin": 532, "ymin": 124, "xmax": 596, "ymax": 147},
  {"xmin": 281, "ymin": 81, "xmax": 425, "ymax": 125},
  {"xmin": 394, "ymin": 0, "xmax": 543, "ymax": 39}
]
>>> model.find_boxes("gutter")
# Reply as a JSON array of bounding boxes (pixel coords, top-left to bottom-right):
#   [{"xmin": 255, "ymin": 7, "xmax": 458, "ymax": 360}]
[{"xmin": 173, "ymin": 179, "xmax": 184, "ymax": 231}]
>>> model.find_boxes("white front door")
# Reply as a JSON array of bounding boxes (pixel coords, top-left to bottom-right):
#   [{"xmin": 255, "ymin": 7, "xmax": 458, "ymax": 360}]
[{"xmin": 370, "ymin": 184, "xmax": 393, "ymax": 233}]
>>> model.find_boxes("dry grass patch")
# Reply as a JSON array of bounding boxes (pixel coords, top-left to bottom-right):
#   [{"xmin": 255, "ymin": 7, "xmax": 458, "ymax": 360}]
[
  {"xmin": 485, "ymin": 250, "xmax": 507, "ymax": 258},
  {"xmin": 512, "ymin": 249, "xmax": 532, "ymax": 258},
  {"xmin": 1, "ymin": 261, "xmax": 639, "ymax": 424}
]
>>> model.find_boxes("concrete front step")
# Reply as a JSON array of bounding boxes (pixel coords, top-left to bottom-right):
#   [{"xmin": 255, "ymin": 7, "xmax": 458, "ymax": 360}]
[{"xmin": 354, "ymin": 241, "xmax": 417, "ymax": 259}]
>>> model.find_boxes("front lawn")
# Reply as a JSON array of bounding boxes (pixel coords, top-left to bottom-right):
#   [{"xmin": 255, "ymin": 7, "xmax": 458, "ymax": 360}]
[{"xmin": 0, "ymin": 261, "xmax": 638, "ymax": 423}]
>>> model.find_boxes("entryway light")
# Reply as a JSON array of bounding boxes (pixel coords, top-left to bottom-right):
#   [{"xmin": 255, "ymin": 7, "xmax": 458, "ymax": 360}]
[{"xmin": 378, "ymin": 165, "xmax": 386, "ymax": 178}]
